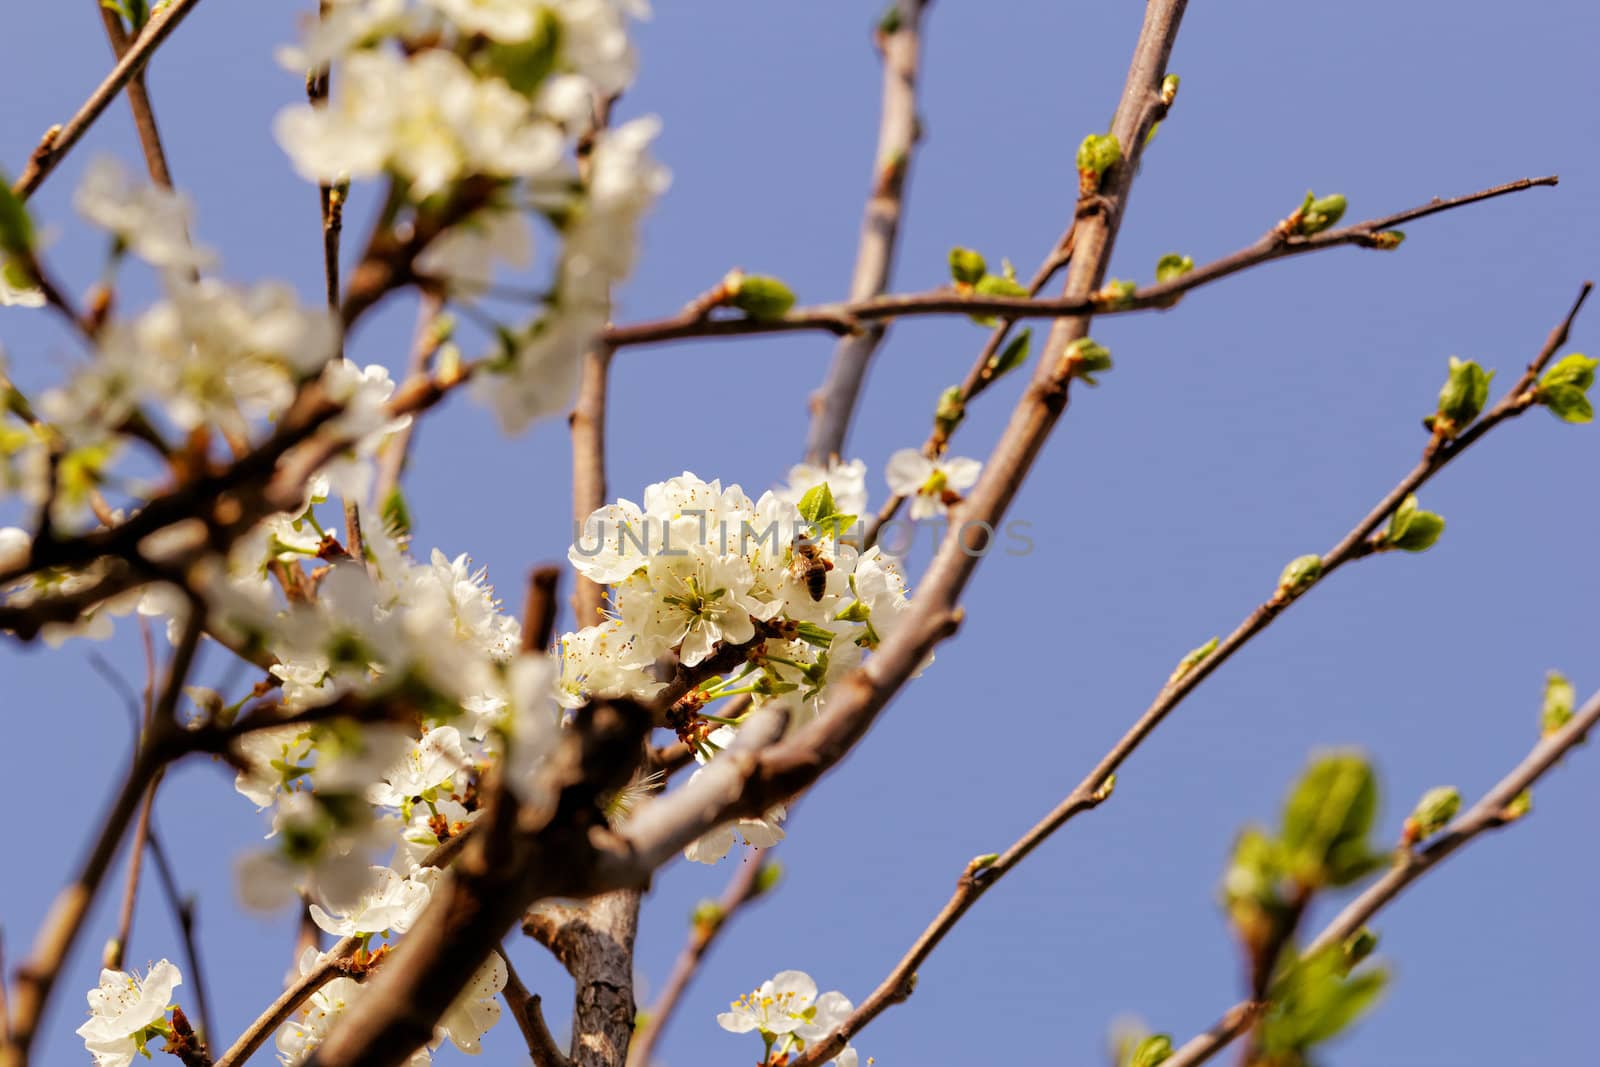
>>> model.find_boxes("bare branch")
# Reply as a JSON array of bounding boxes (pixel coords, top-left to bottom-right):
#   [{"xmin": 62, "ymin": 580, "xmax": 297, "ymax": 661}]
[
  {"xmin": 502, "ymin": 955, "xmax": 572, "ymax": 1067},
  {"xmin": 12, "ymin": 0, "xmax": 207, "ymax": 199},
  {"xmin": 602, "ymin": 177, "xmax": 1556, "ymax": 352},
  {"xmin": 804, "ymin": 0, "xmax": 932, "ymax": 464},
  {"xmin": 145, "ymin": 827, "xmax": 217, "ymax": 1046},
  {"xmin": 2, "ymin": 612, "xmax": 202, "ymax": 1067},
  {"xmin": 95, "ymin": 4, "xmax": 176, "ymax": 189},
  {"xmin": 570, "ymin": 346, "xmax": 614, "ymax": 625},
  {"xmin": 627, "ymin": 857, "xmax": 774, "ymax": 1067}
]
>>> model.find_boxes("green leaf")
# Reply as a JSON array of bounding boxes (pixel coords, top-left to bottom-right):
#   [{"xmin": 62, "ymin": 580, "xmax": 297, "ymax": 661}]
[
  {"xmin": 1261, "ymin": 945, "xmax": 1389, "ymax": 1056},
  {"xmin": 986, "ymin": 328, "xmax": 1032, "ymax": 379},
  {"xmin": 380, "ymin": 485, "xmax": 412, "ymax": 540},
  {"xmin": 1540, "ymin": 383, "xmax": 1593, "ymax": 423},
  {"xmin": 948, "ymin": 246, "xmax": 987, "ymax": 287},
  {"xmin": 968, "ymin": 272, "xmax": 1029, "ymax": 325},
  {"xmin": 1435, "ymin": 356, "xmax": 1493, "ymax": 429},
  {"xmin": 1280, "ymin": 752, "xmax": 1380, "ymax": 889},
  {"xmin": 796, "ymin": 482, "xmax": 837, "ymax": 525},
  {"xmin": 0, "ymin": 177, "xmax": 35, "ymax": 259},
  {"xmin": 1541, "ymin": 352, "xmax": 1597, "ymax": 390},
  {"xmin": 730, "ymin": 275, "xmax": 797, "ymax": 320},
  {"xmin": 483, "ymin": 10, "xmax": 562, "ymax": 95},
  {"xmin": 1154, "ymin": 253, "xmax": 1193, "ymax": 284},
  {"xmin": 1537, "ymin": 356, "xmax": 1596, "ymax": 424},
  {"xmin": 1384, "ymin": 494, "xmax": 1445, "ymax": 552},
  {"xmin": 1063, "ymin": 337, "xmax": 1113, "ymax": 385}
]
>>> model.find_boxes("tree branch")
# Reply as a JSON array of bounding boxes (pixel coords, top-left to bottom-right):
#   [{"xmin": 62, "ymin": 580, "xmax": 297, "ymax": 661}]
[
  {"xmin": 627, "ymin": 857, "xmax": 773, "ymax": 1067},
  {"xmin": 502, "ymin": 955, "xmax": 572, "ymax": 1067},
  {"xmin": 1161, "ymin": 685, "xmax": 1600, "ymax": 1067},
  {"xmin": 570, "ymin": 345, "xmax": 614, "ymax": 625},
  {"xmin": 601, "ymin": 177, "xmax": 1556, "ymax": 352},
  {"xmin": 1, "ymin": 612, "xmax": 202, "ymax": 1067},
  {"xmin": 95, "ymin": 4, "xmax": 176, "ymax": 189},
  {"xmin": 804, "ymin": 0, "xmax": 932, "ymax": 464},
  {"xmin": 11, "ymin": 0, "xmax": 207, "ymax": 199},
  {"xmin": 784, "ymin": 281, "xmax": 1591, "ymax": 1063}
]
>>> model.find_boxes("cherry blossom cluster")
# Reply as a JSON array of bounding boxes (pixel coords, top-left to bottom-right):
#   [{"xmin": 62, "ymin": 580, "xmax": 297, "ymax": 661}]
[
  {"xmin": 561, "ymin": 462, "xmax": 923, "ymax": 862},
  {"xmin": 274, "ymin": 0, "xmax": 668, "ymax": 433},
  {"xmin": 716, "ymin": 969, "xmax": 861, "ymax": 1067}
]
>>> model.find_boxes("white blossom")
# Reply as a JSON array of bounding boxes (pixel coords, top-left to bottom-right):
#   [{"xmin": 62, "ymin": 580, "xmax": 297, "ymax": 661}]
[
  {"xmin": 76, "ymin": 960, "xmax": 181, "ymax": 1067},
  {"xmin": 307, "ymin": 865, "xmax": 434, "ymax": 937},
  {"xmin": 885, "ymin": 448, "xmax": 982, "ymax": 519}
]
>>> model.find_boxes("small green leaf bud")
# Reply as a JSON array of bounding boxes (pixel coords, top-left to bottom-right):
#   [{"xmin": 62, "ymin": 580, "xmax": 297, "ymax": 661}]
[
  {"xmin": 729, "ymin": 274, "xmax": 797, "ymax": 320},
  {"xmin": 1382, "ymin": 494, "xmax": 1445, "ymax": 553},
  {"xmin": 1537, "ymin": 353, "xmax": 1598, "ymax": 424},
  {"xmin": 1295, "ymin": 191, "xmax": 1348, "ymax": 236},
  {"xmin": 1155, "ymin": 253, "xmax": 1194, "ymax": 284},
  {"xmin": 948, "ymin": 246, "xmax": 988, "ymax": 287},
  {"xmin": 1541, "ymin": 670, "xmax": 1575, "ymax": 736},
  {"xmin": 753, "ymin": 860, "xmax": 784, "ymax": 896},
  {"xmin": 1077, "ymin": 133, "xmax": 1122, "ymax": 192},
  {"xmin": 1430, "ymin": 356, "xmax": 1493, "ymax": 435},
  {"xmin": 934, "ymin": 385, "xmax": 965, "ymax": 438},
  {"xmin": 966, "ymin": 853, "xmax": 1000, "ymax": 877},
  {"xmin": 1276, "ymin": 554, "xmax": 1322, "ymax": 598},
  {"xmin": 1061, "ymin": 337, "xmax": 1113, "ymax": 385},
  {"xmin": 1091, "ymin": 773, "xmax": 1117, "ymax": 803},
  {"xmin": 1501, "ymin": 789, "xmax": 1532, "ymax": 821},
  {"xmin": 1342, "ymin": 927, "xmax": 1379, "ymax": 970},
  {"xmin": 1369, "ymin": 230, "xmax": 1405, "ymax": 250},
  {"xmin": 690, "ymin": 899, "xmax": 725, "ymax": 936},
  {"xmin": 1096, "ymin": 278, "xmax": 1138, "ymax": 310},
  {"xmin": 1402, "ymin": 785, "xmax": 1460, "ymax": 845},
  {"xmin": 1129, "ymin": 1034, "xmax": 1174, "ymax": 1067},
  {"xmin": 1160, "ymin": 73, "xmax": 1181, "ymax": 108},
  {"xmin": 1168, "ymin": 636, "xmax": 1219, "ymax": 685}
]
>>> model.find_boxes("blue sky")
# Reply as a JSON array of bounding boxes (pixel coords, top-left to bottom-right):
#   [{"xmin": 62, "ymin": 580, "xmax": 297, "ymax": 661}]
[{"xmin": 2, "ymin": 2, "xmax": 1597, "ymax": 1065}]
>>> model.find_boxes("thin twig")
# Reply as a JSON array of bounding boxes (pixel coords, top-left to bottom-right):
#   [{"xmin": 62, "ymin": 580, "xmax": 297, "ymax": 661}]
[
  {"xmin": 95, "ymin": 4, "xmax": 176, "ymax": 188},
  {"xmin": 804, "ymin": 0, "xmax": 932, "ymax": 464},
  {"xmin": 502, "ymin": 954, "xmax": 572, "ymax": 1067},
  {"xmin": 2, "ymin": 613, "xmax": 202, "ymax": 1067},
  {"xmin": 1162, "ymin": 685, "xmax": 1600, "ymax": 1067},
  {"xmin": 145, "ymin": 827, "xmax": 216, "ymax": 1046},
  {"xmin": 788, "ymin": 282, "xmax": 1591, "ymax": 1063},
  {"xmin": 603, "ymin": 177, "xmax": 1556, "ymax": 353},
  {"xmin": 627, "ymin": 858, "xmax": 772, "ymax": 1067},
  {"xmin": 104, "ymin": 768, "xmax": 160, "ymax": 971},
  {"xmin": 12, "ymin": 0, "xmax": 207, "ymax": 199},
  {"xmin": 372, "ymin": 293, "xmax": 446, "ymax": 509}
]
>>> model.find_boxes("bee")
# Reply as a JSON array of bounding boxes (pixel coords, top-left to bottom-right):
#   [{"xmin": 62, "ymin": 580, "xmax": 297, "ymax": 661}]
[{"xmin": 789, "ymin": 539, "xmax": 833, "ymax": 601}]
